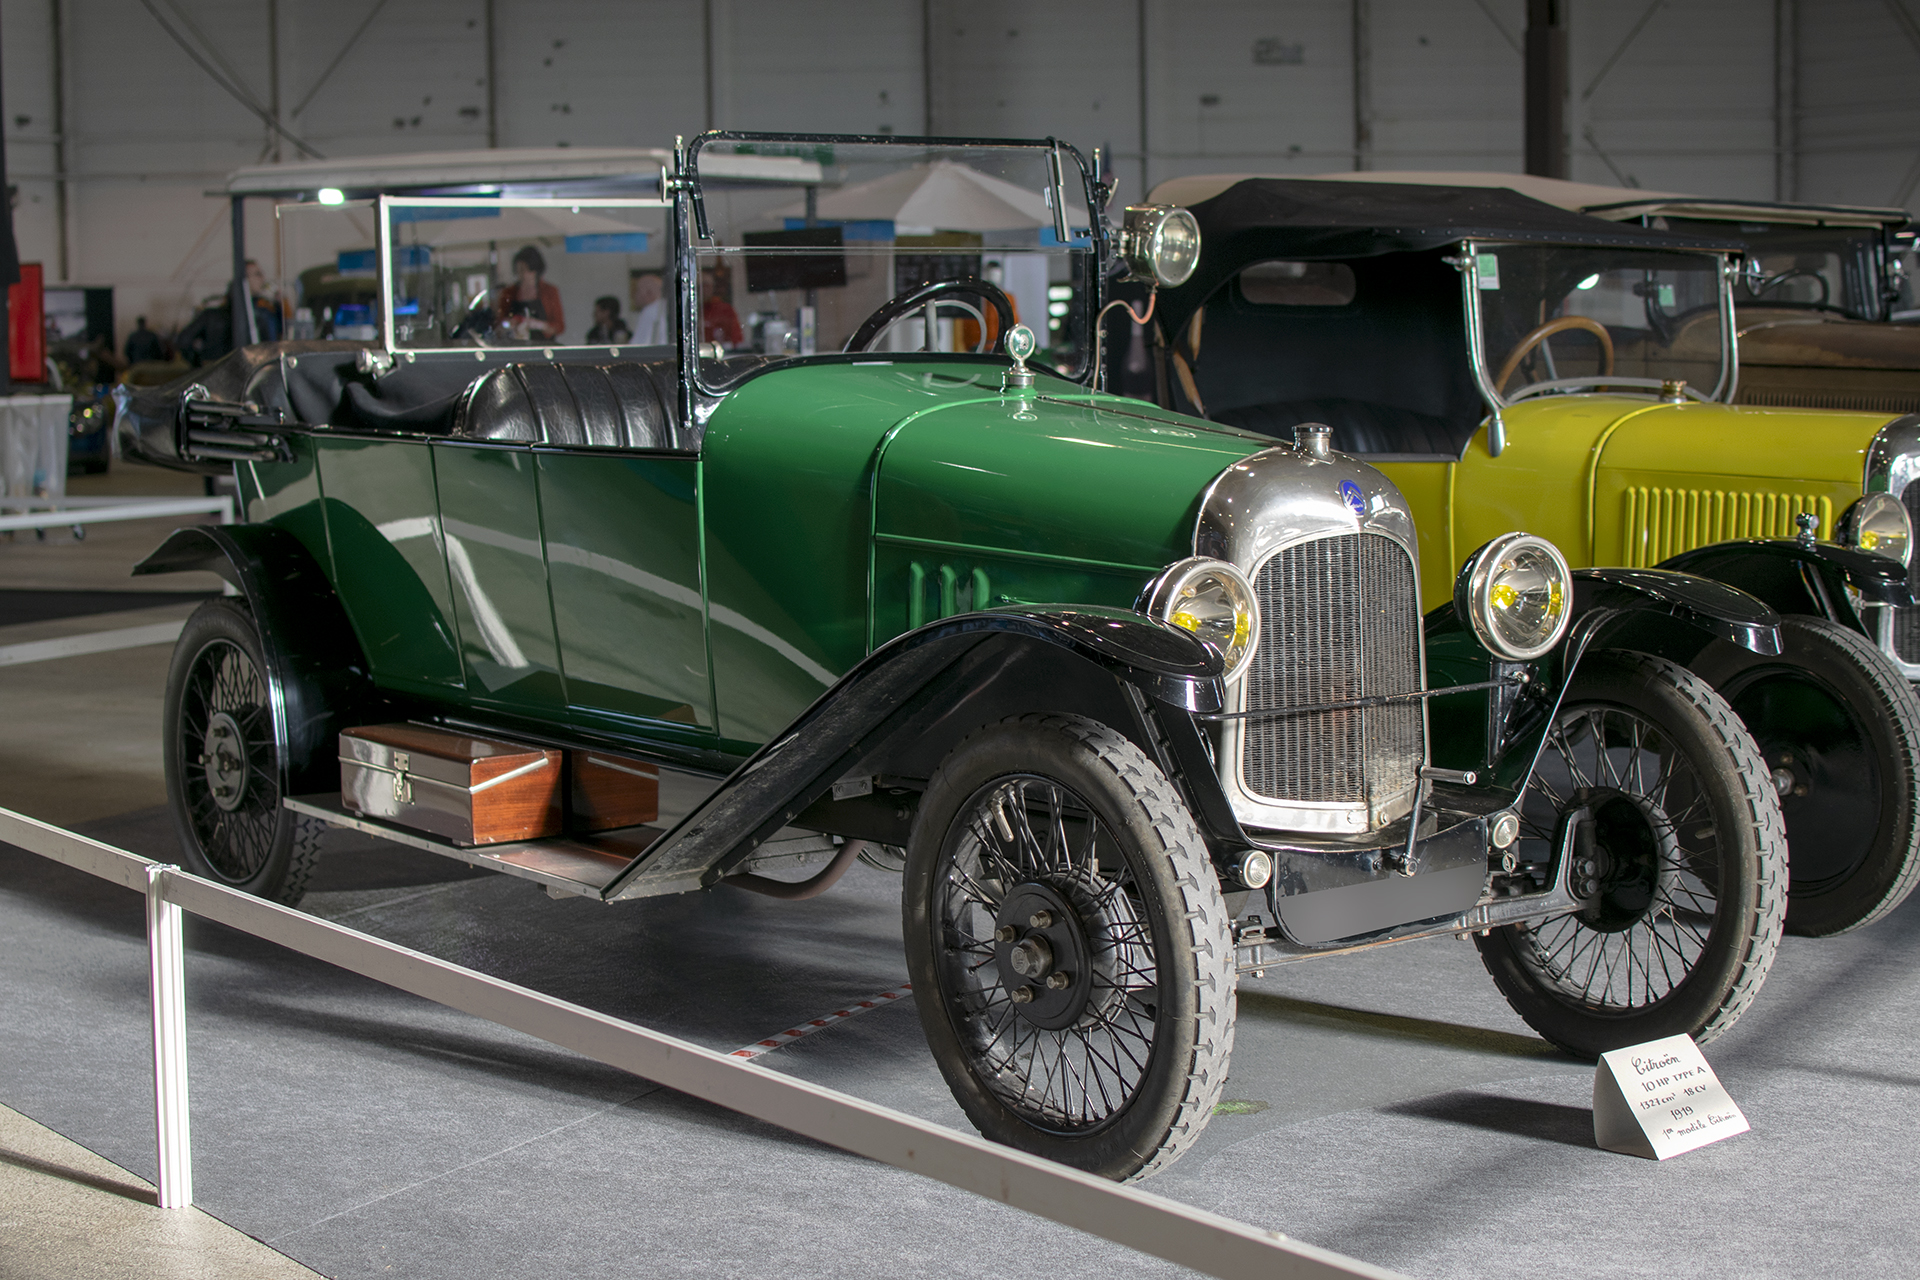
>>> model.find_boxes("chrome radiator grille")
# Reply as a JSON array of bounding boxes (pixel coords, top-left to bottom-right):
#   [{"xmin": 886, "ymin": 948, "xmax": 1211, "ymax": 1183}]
[
  {"xmin": 1898, "ymin": 485, "xmax": 1920, "ymax": 665},
  {"xmin": 1241, "ymin": 534, "xmax": 1424, "ymax": 808}
]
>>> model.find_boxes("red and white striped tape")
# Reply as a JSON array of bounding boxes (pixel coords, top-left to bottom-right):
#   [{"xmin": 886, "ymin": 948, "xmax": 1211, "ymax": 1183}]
[{"xmin": 729, "ymin": 982, "xmax": 915, "ymax": 1061}]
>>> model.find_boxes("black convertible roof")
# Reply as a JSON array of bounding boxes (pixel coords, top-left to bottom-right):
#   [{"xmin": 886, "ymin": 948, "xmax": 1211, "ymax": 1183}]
[{"xmin": 1160, "ymin": 177, "xmax": 1746, "ymax": 335}]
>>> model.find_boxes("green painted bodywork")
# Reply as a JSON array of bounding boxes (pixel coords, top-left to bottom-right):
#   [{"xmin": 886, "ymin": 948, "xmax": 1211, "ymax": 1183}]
[
  {"xmin": 1375, "ymin": 397, "xmax": 1894, "ymax": 610},
  {"xmin": 238, "ymin": 358, "xmax": 1269, "ymax": 763}
]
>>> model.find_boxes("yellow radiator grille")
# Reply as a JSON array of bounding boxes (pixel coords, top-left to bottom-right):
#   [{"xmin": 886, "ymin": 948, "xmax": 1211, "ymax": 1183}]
[{"xmin": 1620, "ymin": 488, "xmax": 1833, "ymax": 567}]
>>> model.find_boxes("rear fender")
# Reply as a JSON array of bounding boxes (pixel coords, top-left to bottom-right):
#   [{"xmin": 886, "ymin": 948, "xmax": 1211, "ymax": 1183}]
[
  {"xmin": 603, "ymin": 607, "xmax": 1225, "ymax": 900},
  {"xmin": 1659, "ymin": 539, "xmax": 1914, "ymax": 636},
  {"xmin": 134, "ymin": 524, "xmax": 372, "ymax": 794}
]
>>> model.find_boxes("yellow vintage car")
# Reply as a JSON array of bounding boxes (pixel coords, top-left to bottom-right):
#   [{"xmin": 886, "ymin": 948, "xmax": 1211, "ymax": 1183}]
[
  {"xmin": 1144, "ymin": 174, "xmax": 1920, "ymax": 939},
  {"xmin": 1309, "ymin": 171, "xmax": 1920, "ymax": 416}
]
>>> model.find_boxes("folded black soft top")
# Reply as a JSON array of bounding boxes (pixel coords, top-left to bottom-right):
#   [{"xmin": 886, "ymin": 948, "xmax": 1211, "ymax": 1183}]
[{"xmin": 1158, "ymin": 177, "xmax": 1747, "ymax": 341}]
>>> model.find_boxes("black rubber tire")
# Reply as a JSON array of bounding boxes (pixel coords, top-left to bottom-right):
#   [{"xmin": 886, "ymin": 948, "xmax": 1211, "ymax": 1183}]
[
  {"xmin": 163, "ymin": 598, "xmax": 322, "ymax": 906},
  {"xmin": 1695, "ymin": 615, "xmax": 1920, "ymax": 937},
  {"xmin": 1476, "ymin": 652, "xmax": 1786, "ymax": 1058},
  {"xmin": 903, "ymin": 714, "xmax": 1234, "ymax": 1181}
]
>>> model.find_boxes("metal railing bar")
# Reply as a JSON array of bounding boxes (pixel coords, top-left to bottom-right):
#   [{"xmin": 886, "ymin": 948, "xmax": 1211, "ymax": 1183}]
[
  {"xmin": 0, "ymin": 808, "xmax": 157, "ymax": 893},
  {"xmin": 0, "ymin": 496, "xmax": 235, "ymax": 535},
  {"xmin": 1, "ymin": 805, "xmax": 1403, "ymax": 1280}
]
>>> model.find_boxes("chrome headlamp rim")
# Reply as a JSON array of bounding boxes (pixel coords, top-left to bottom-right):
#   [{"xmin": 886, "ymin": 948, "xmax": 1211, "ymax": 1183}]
[
  {"xmin": 1142, "ymin": 555, "xmax": 1261, "ymax": 683},
  {"xmin": 1839, "ymin": 491, "xmax": 1913, "ymax": 567},
  {"xmin": 1454, "ymin": 532, "xmax": 1573, "ymax": 662},
  {"xmin": 1119, "ymin": 204, "xmax": 1202, "ymax": 288}
]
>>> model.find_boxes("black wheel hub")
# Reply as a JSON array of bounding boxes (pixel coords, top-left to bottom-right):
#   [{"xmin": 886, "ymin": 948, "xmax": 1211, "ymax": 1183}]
[
  {"xmin": 1570, "ymin": 788, "xmax": 1667, "ymax": 933},
  {"xmin": 201, "ymin": 710, "xmax": 250, "ymax": 814},
  {"xmin": 994, "ymin": 881, "xmax": 1095, "ymax": 1031}
]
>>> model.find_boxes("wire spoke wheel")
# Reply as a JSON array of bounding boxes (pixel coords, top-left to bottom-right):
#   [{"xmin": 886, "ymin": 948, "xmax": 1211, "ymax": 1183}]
[
  {"xmin": 1515, "ymin": 704, "xmax": 1716, "ymax": 1012},
  {"xmin": 179, "ymin": 638, "xmax": 281, "ymax": 882},
  {"xmin": 904, "ymin": 714, "xmax": 1233, "ymax": 1181},
  {"xmin": 163, "ymin": 599, "xmax": 322, "ymax": 906},
  {"xmin": 934, "ymin": 774, "xmax": 1158, "ymax": 1133},
  {"xmin": 1477, "ymin": 652, "xmax": 1785, "ymax": 1058}
]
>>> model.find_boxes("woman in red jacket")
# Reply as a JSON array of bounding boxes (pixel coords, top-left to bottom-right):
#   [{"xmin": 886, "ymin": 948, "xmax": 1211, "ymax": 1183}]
[{"xmin": 496, "ymin": 245, "xmax": 565, "ymax": 342}]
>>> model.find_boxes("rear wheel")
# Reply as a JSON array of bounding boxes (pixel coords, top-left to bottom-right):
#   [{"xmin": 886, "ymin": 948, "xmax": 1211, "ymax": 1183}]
[
  {"xmin": 1696, "ymin": 615, "xmax": 1920, "ymax": 936},
  {"xmin": 1477, "ymin": 652, "xmax": 1786, "ymax": 1057},
  {"xmin": 903, "ymin": 714, "xmax": 1233, "ymax": 1181},
  {"xmin": 162, "ymin": 598, "xmax": 322, "ymax": 906}
]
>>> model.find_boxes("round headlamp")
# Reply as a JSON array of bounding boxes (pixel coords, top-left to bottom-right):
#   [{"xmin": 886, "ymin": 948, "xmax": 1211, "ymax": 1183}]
[
  {"xmin": 1839, "ymin": 492, "xmax": 1913, "ymax": 566},
  {"xmin": 1454, "ymin": 533, "xmax": 1572, "ymax": 661},
  {"xmin": 1118, "ymin": 205, "xmax": 1202, "ymax": 288},
  {"xmin": 1145, "ymin": 557, "xmax": 1260, "ymax": 681}
]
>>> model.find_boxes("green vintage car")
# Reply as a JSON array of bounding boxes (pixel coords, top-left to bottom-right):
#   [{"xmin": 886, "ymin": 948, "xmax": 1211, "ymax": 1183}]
[
  {"xmin": 121, "ymin": 135, "xmax": 1793, "ymax": 1179},
  {"xmin": 1146, "ymin": 174, "xmax": 1920, "ymax": 939}
]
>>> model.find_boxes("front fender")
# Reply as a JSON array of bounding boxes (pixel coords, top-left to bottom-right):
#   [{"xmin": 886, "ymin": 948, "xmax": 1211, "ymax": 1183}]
[
  {"xmin": 1569, "ymin": 567, "xmax": 1783, "ymax": 658},
  {"xmin": 602, "ymin": 607, "xmax": 1224, "ymax": 900},
  {"xmin": 135, "ymin": 524, "xmax": 371, "ymax": 794},
  {"xmin": 1424, "ymin": 567, "xmax": 1782, "ymax": 798},
  {"xmin": 1659, "ymin": 538, "xmax": 1915, "ymax": 634}
]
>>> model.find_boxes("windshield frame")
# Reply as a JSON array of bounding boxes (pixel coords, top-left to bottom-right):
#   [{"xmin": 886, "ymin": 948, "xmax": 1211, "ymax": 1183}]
[
  {"xmin": 1456, "ymin": 237, "xmax": 1740, "ymax": 430},
  {"xmin": 677, "ymin": 130, "xmax": 1110, "ymax": 403}
]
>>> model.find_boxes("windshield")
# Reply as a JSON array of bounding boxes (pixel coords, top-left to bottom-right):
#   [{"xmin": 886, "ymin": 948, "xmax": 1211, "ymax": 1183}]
[
  {"xmin": 380, "ymin": 197, "xmax": 671, "ymax": 351},
  {"xmin": 1472, "ymin": 244, "xmax": 1728, "ymax": 401},
  {"xmin": 687, "ymin": 138, "xmax": 1097, "ymax": 389},
  {"xmin": 1661, "ymin": 217, "xmax": 1888, "ymax": 322}
]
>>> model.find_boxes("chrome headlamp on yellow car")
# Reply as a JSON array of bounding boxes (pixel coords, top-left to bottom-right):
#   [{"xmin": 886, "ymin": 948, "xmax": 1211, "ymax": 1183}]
[
  {"xmin": 1144, "ymin": 556, "xmax": 1260, "ymax": 682},
  {"xmin": 1454, "ymin": 533, "xmax": 1573, "ymax": 661},
  {"xmin": 1838, "ymin": 492, "xmax": 1913, "ymax": 566}
]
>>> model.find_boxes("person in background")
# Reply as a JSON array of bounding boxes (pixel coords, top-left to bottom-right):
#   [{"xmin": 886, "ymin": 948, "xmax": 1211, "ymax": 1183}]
[
  {"xmin": 586, "ymin": 295, "xmax": 632, "ymax": 344},
  {"xmin": 700, "ymin": 264, "xmax": 742, "ymax": 349},
  {"xmin": 244, "ymin": 260, "xmax": 283, "ymax": 341},
  {"xmin": 176, "ymin": 296, "xmax": 232, "ymax": 366},
  {"xmin": 495, "ymin": 245, "xmax": 565, "ymax": 341},
  {"xmin": 125, "ymin": 316, "xmax": 164, "ymax": 365},
  {"xmin": 631, "ymin": 272, "xmax": 668, "ymax": 345}
]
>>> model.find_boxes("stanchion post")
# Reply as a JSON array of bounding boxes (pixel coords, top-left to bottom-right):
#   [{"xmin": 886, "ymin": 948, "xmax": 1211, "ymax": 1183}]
[{"xmin": 146, "ymin": 864, "xmax": 193, "ymax": 1209}]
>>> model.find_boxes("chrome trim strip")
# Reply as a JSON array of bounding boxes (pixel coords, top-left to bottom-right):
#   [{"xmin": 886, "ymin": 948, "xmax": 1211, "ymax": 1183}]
[
  {"xmin": 1714, "ymin": 256, "xmax": 1739, "ymax": 403},
  {"xmin": 1452, "ymin": 239, "xmax": 1509, "ymax": 455}
]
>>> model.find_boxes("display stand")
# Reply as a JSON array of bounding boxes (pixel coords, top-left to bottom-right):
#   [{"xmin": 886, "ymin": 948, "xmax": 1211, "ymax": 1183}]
[{"xmin": 1593, "ymin": 1033, "xmax": 1748, "ymax": 1159}]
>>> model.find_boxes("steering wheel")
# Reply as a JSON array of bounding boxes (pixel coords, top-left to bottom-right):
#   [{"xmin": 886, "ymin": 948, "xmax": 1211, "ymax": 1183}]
[
  {"xmin": 1495, "ymin": 315, "xmax": 1615, "ymax": 393},
  {"xmin": 1746, "ymin": 267, "xmax": 1832, "ymax": 307},
  {"xmin": 845, "ymin": 277, "xmax": 1017, "ymax": 354}
]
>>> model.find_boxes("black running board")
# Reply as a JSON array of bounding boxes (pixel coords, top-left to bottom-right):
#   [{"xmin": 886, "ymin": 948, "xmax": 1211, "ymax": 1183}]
[{"xmin": 284, "ymin": 794, "xmax": 660, "ymax": 899}]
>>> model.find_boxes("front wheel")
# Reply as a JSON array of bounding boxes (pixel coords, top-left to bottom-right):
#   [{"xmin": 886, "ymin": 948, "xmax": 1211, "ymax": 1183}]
[
  {"xmin": 1477, "ymin": 652, "xmax": 1786, "ymax": 1058},
  {"xmin": 903, "ymin": 714, "xmax": 1234, "ymax": 1181},
  {"xmin": 162, "ymin": 598, "xmax": 322, "ymax": 906},
  {"xmin": 1695, "ymin": 615, "xmax": 1920, "ymax": 936}
]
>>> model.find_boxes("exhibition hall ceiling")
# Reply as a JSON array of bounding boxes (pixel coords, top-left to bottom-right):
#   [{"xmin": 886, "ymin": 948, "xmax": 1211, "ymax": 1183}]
[{"xmin": 0, "ymin": 0, "xmax": 1911, "ymax": 331}]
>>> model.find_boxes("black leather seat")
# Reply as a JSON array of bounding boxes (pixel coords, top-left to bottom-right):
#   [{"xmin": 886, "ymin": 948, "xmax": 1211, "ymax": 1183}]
[
  {"xmin": 455, "ymin": 360, "xmax": 682, "ymax": 450},
  {"xmin": 1212, "ymin": 397, "xmax": 1473, "ymax": 457}
]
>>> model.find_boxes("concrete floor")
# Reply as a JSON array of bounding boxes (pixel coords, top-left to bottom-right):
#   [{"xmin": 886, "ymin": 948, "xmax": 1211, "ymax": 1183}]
[
  {"xmin": 0, "ymin": 1102, "xmax": 324, "ymax": 1280},
  {"xmin": 4, "ymin": 460, "xmax": 1920, "ymax": 1278}
]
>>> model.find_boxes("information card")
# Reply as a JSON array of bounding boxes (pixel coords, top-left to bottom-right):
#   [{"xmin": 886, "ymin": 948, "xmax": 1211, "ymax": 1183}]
[{"xmin": 1593, "ymin": 1033, "xmax": 1748, "ymax": 1160}]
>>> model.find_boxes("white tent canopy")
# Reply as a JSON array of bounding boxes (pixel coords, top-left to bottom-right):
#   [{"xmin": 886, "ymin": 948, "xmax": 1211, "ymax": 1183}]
[
  {"xmin": 228, "ymin": 146, "xmax": 823, "ymax": 198},
  {"xmin": 773, "ymin": 160, "xmax": 1088, "ymax": 233}
]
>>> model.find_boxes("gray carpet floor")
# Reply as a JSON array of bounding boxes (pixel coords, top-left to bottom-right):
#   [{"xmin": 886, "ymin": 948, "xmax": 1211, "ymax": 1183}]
[{"xmin": 2, "ymin": 804, "xmax": 1916, "ymax": 1278}]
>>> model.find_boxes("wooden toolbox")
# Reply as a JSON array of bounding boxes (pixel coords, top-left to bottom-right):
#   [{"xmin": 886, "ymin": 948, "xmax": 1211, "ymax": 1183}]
[
  {"xmin": 568, "ymin": 750, "xmax": 660, "ymax": 831},
  {"xmin": 340, "ymin": 723, "xmax": 562, "ymax": 846}
]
